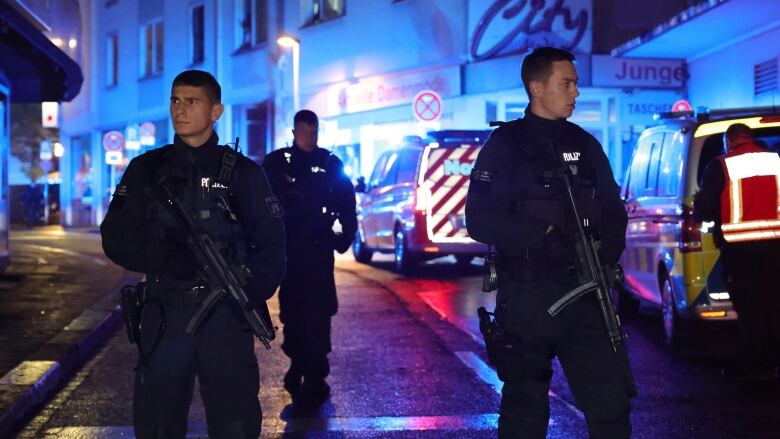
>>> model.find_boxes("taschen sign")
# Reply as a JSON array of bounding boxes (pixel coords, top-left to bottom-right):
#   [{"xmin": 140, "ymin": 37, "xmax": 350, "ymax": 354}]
[{"xmin": 469, "ymin": 0, "xmax": 593, "ymax": 61}]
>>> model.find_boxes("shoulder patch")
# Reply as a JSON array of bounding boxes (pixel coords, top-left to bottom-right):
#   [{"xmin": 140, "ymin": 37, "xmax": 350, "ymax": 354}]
[
  {"xmin": 265, "ymin": 196, "xmax": 283, "ymax": 218},
  {"xmin": 114, "ymin": 184, "xmax": 128, "ymax": 197}
]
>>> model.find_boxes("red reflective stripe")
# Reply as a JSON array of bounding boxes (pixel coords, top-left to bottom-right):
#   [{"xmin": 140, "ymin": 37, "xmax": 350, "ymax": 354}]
[
  {"xmin": 431, "ymin": 175, "xmax": 469, "ymax": 215},
  {"xmin": 432, "ymin": 195, "xmax": 468, "ymax": 235},
  {"xmin": 424, "ymin": 147, "xmax": 459, "ymax": 181}
]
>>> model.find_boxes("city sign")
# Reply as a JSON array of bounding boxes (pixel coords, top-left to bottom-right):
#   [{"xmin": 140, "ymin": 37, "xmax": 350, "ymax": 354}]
[
  {"xmin": 413, "ymin": 90, "xmax": 443, "ymax": 122},
  {"xmin": 105, "ymin": 151, "xmax": 123, "ymax": 165},
  {"xmin": 125, "ymin": 124, "xmax": 141, "ymax": 151},
  {"xmin": 140, "ymin": 121, "xmax": 156, "ymax": 146},
  {"xmin": 469, "ymin": 0, "xmax": 592, "ymax": 61},
  {"xmin": 103, "ymin": 130, "xmax": 125, "ymax": 152},
  {"xmin": 39, "ymin": 140, "xmax": 52, "ymax": 160},
  {"xmin": 41, "ymin": 102, "xmax": 58, "ymax": 128}
]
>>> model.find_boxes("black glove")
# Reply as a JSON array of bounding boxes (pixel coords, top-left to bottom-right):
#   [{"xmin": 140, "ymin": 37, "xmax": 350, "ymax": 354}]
[{"xmin": 330, "ymin": 232, "xmax": 353, "ymax": 254}]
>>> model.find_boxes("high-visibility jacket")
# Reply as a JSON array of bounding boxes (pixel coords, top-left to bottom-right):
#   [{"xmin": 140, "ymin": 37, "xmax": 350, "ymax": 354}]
[{"xmin": 718, "ymin": 142, "xmax": 780, "ymax": 243}]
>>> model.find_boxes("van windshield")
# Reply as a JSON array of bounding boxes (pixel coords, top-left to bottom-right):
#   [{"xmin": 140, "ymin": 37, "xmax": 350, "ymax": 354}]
[{"xmin": 697, "ymin": 126, "xmax": 780, "ymax": 184}]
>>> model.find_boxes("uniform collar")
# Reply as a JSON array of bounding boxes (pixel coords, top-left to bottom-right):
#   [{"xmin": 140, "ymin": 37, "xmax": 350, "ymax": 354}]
[
  {"xmin": 173, "ymin": 132, "xmax": 220, "ymax": 153},
  {"xmin": 523, "ymin": 109, "xmax": 566, "ymax": 136}
]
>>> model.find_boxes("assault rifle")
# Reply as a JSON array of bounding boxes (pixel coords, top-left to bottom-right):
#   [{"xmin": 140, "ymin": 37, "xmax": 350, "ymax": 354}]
[
  {"xmin": 544, "ymin": 149, "xmax": 626, "ymax": 352},
  {"xmin": 158, "ymin": 180, "xmax": 277, "ymax": 349}
]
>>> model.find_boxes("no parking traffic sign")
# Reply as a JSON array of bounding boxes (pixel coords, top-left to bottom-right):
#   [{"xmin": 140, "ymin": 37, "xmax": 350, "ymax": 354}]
[{"xmin": 413, "ymin": 90, "xmax": 443, "ymax": 122}]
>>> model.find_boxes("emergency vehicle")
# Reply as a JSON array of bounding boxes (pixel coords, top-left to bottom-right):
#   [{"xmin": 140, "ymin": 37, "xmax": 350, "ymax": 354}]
[
  {"xmin": 353, "ymin": 130, "xmax": 491, "ymax": 273},
  {"xmin": 617, "ymin": 107, "xmax": 780, "ymax": 348}
]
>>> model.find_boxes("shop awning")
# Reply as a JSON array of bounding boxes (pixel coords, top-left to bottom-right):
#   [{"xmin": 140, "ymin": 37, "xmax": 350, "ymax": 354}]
[
  {"xmin": 611, "ymin": 0, "xmax": 780, "ymax": 60},
  {"xmin": 0, "ymin": 2, "xmax": 83, "ymax": 102}
]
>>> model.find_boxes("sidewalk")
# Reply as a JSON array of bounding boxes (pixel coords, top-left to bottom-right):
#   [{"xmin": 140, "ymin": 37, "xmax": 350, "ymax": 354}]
[{"xmin": 0, "ymin": 226, "xmax": 140, "ymax": 438}]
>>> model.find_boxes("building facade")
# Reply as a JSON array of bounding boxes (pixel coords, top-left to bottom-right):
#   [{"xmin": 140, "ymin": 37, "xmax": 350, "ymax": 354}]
[{"xmin": 61, "ymin": 0, "xmax": 691, "ymax": 226}]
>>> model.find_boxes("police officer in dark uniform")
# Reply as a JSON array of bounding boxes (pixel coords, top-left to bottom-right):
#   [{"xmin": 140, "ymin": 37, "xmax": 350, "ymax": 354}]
[
  {"xmin": 262, "ymin": 110, "xmax": 357, "ymax": 405},
  {"xmin": 466, "ymin": 48, "xmax": 633, "ymax": 438},
  {"xmin": 101, "ymin": 70, "xmax": 285, "ymax": 438}
]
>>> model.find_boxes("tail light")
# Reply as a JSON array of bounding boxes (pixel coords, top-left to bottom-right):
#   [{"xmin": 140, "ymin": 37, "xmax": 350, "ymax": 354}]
[{"xmin": 680, "ymin": 205, "xmax": 702, "ymax": 253}]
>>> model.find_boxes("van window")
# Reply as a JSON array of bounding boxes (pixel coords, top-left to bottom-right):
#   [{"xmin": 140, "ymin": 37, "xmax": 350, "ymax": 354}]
[
  {"xmin": 697, "ymin": 135, "xmax": 724, "ymax": 185},
  {"xmin": 657, "ymin": 131, "xmax": 684, "ymax": 197},
  {"xmin": 396, "ymin": 149, "xmax": 421, "ymax": 184},
  {"xmin": 626, "ymin": 134, "xmax": 652, "ymax": 198},
  {"xmin": 377, "ymin": 152, "xmax": 400, "ymax": 188},
  {"xmin": 368, "ymin": 153, "xmax": 389, "ymax": 190},
  {"xmin": 645, "ymin": 133, "xmax": 664, "ymax": 192}
]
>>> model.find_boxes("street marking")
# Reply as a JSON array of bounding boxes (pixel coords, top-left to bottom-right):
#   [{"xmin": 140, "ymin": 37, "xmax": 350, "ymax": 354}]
[
  {"xmin": 455, "ymin": 351, "xmax": 585, "ymax": 420},
  {"xmin": 45, "ymin": 414, "xmax": 501, "ymax": 437}
]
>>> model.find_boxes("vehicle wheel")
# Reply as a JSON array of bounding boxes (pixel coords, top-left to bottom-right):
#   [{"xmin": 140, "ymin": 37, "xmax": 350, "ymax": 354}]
[
  {"xmin": 394, "ymin": 228, "xmax": 416, "ymax": 274},
  {"xmin": 610, "ymin": 284, "xmax": 640, "ymax": 317},
  {"xmin": 352, "ymin": 230, "xmax": 373, "ymax": 264},
  {"xmin": 661, "ymin": 273, "xmax": 687, "ymax": 349}
]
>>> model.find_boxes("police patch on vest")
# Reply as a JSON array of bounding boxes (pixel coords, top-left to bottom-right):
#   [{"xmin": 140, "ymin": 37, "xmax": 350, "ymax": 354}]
[
  {"xmin": 265, "ymin": 196, "xmax": 283, "ymax": 218},
  {"xmin": 115, "ymin": 184, "xmax": 128, "ymax": 197},
  {"xmin": 469, "ymin": 168, "xmax": 493, "ymax": 193},
  {"xmin": 563, "ymin": 152, "xmax": 581, "ymax": 162}
]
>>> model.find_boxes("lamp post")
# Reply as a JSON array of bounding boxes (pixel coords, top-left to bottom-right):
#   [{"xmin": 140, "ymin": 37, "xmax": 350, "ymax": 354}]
[{"xmin": 277, "ymin": 35, "xmax": 300, "ymax": 112}]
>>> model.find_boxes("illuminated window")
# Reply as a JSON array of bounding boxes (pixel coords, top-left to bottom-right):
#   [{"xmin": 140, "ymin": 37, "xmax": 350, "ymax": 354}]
[
  {"xmin": 300, "ymin": 0, "xmax": 345, "ymax": 27},
  {"xmin": 140, "ymin": 19, "xmax": 164, "ymax": 77},
  {"xmin": 190, "ymin": 5, "xmax": 205, "ymax": 64},
  {"xmin": 106, "ymin": 33, "xmax": 118, "ymax": 86},
  {"xmin": 235, "ymin": 0, "xmax": 268, "ymax": 50}
]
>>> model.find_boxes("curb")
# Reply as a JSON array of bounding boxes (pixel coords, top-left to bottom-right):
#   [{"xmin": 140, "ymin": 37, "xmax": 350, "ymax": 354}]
[{"xmin": 0, "ymin": 272, "xmax": 139, "ymax": 438}]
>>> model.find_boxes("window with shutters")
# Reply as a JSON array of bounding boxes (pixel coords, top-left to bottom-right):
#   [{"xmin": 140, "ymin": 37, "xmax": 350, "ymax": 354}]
[{"xmin": 754, "ymin": 58, "xmax": 778, "ymax": 96}]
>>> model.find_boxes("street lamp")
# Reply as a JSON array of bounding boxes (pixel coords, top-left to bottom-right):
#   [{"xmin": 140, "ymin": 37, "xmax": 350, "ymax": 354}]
[{"xmin": 277, "ymin": 35, "xmax": 300, "ymax": 112}]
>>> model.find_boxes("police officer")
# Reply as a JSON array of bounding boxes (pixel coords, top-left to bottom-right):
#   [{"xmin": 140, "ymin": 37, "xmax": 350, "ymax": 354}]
[
  {"xmin": 101, "ymin": 70, "xmax": 285, "ymax": 438},
  {"xmin": 694, "ymin": 123, "xmax": 780, "ymax": 380},
  {"xmin": 466, "ymin": 47, "xmax": 633, "ymax": 438},
  {"xmin": 262, "ymin": 110, "xmax": 357, "ymax": 406}
]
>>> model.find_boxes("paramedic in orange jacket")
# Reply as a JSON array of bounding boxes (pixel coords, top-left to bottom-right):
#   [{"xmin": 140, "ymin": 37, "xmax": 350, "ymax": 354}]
[{"xmin": 694, "ymin": 123, "xmax": 780, "ymax": 379}]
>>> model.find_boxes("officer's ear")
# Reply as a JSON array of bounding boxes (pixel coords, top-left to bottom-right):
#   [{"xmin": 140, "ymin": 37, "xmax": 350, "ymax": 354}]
[
  {"xmin": 211, "ymin": 103, "xmax": 225, "ymax": 123},
  {"xmin": 529, "ymin": 80, "xmax": 544, "ymax": 99}
]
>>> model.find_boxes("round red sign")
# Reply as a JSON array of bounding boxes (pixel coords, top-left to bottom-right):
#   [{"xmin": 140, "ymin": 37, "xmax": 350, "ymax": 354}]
[
  {"xmin": 103, "ymin": 130, "xmax": 125, "ymax": 152},
  {"xmin": 671, "ymin": 99, "xmax": 693, "ymax": 113},
  {"xmin": 413, "ymin": 90, "xmax": 443, "ymax": 122}
]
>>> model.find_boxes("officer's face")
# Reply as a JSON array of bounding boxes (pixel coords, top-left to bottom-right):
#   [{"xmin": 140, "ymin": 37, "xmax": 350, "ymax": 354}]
[
  {"xmin": 293, "ymin": 122, "xmax": 318, "ymax": 152},
  {"xmin": 530, "ymin": 61, "xmax": 580, "ymax": 120},
  {"xmin": 170, "ymin": 85, "xmax": 224, "ymax": 145}
]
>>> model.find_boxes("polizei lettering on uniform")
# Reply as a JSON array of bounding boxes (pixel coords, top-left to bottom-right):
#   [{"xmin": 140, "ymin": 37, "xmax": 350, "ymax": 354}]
[
  {"xmin": 563, "ymin": 152, "xmax": 581, "ymax": 162},
  {"xmin": 201, "ymin": 177, "xmax": 228, "ymax": 190},
  {"xmin": 443, "ymin": 159, "xmax": 475, "ymax": 176}
]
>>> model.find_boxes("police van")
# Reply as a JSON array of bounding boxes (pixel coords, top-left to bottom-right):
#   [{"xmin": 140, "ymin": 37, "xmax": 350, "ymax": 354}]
[
  {"xmin": 353, "ymin": 130, "xmax": 491, "ymax": 273},
  {"xmin": 618, "ymin": 107, "xmax": 780, "ymax": 348}
]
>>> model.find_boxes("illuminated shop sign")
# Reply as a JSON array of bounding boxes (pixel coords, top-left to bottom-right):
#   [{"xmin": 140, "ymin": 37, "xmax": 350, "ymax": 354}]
[
  {"xmin": 324, "ymin": 66, "xmax": 460, "ymax": 116},
  {"xmin": 469, "ymin": 0, "xmax": 592, "ymax": 61},
  {"xmin": 592, "ymin": 55, "xmax": 687, "ymax": 88}
]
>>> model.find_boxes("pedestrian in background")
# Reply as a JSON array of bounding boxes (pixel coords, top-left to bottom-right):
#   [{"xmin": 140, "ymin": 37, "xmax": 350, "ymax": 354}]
[
  {"xmin": 101, "ymin": 70, "xmax": 286, "ymax": 438},
  {"xmin": 466, "ymin": 47, "xmax": 634, "ymax": 438},
  {"xmin": 694, "ymin": 123, "xmax": 780, "ymax": 380},
  {"xmin": 262, "ymin": 109, "xmax": 357, "ymax": 407}
]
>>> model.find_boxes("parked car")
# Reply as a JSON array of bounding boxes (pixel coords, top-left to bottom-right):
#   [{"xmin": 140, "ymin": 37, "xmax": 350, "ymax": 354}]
[
  {"xmin": 617, "ymin": 106, "xmax": 780, "ymax": 348},
  {"xmin": 353, "ymin": 130, "xmax": 492, "ymax": 273}
]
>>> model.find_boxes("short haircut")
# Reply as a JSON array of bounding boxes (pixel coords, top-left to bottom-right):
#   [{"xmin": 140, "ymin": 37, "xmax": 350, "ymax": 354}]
[
  {"xmin": 725, "ymin": 123, "xmax": 753, "ymax": 142},
  {"xmin": 294, "ymin": 109, "xmax": 318, "ymax": 126},
  {"xmin": 172, "ymin": 70, "xmax": 221, "ymax": 103},
  {"xmin": 521, "ymin": 47, "xmax": 576, "ymax": 99}
]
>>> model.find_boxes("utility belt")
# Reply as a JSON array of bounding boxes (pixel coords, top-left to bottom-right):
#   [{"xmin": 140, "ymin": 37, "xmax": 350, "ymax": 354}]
[
  {"xmin": 147, "ymin": 275, "xmax": 211, "ymax": 308},
  {"xmin": 497, "ymin": 251, "xmax": 578, "ymax": 283}
]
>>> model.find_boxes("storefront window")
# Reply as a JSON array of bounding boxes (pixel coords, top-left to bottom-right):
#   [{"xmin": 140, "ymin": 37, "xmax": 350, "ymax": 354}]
[{"xmin": 70, "ymin": 135, "xmax": 93, "ymax": 226}]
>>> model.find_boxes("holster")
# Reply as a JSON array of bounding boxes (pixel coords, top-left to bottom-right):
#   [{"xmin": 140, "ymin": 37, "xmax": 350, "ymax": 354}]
[
  {"xmin": 482, "ymin": 248, "xmax": 498, "ymax": 292},
  {"xmin": 119, "ymin": 282, "xmax": 146, "ymax": 344},
  {"xmin": 477, "ymin": 306, "xmax": 512, "ymax": 366}
]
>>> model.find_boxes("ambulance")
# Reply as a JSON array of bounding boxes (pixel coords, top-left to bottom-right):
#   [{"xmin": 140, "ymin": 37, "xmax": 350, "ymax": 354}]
[
  {"xmin": 353, "ymin": 130, "xmax": 491, "ymax": 273},
  {"xmin": 617, "ymin": 107, "xmax": 780, "ymax": 348}
]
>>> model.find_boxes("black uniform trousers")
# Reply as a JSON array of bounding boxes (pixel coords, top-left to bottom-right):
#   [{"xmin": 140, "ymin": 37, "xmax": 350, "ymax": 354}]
[
  {"xmin": 279, "ymin": 242, "xmax": 336, "ymax": 381},
  {"xmin": 720, "ymin": 240, "xmax": 780, "ymax": 369},
  {"xmin": 134, "ymin": 284, "xmax": 261, "ymax": 439},
  {"xmin": 496, "ymin": 278, "xmax": 633, "ymax": 439}
]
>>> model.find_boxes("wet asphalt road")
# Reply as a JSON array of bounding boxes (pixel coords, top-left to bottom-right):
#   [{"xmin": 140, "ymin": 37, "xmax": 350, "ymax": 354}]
[{"xmin": 15, "ymin": 253, "xmax": 780, "ymax": 438}]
